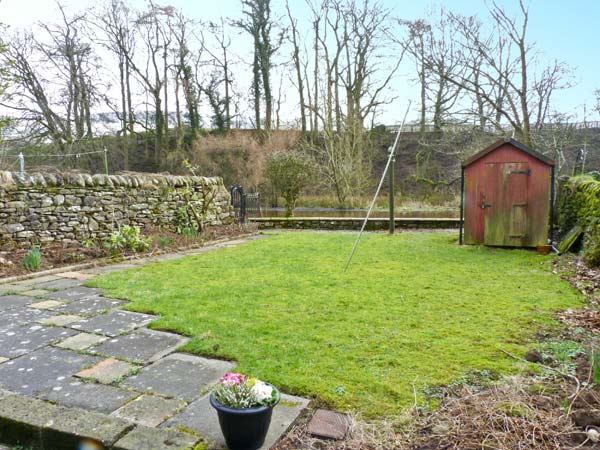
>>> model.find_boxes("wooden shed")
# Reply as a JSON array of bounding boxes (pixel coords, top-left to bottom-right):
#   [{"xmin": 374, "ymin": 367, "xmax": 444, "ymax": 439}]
[{"xmin": 459, "ymin": 138, "xmax": 555, "ymax": 248}]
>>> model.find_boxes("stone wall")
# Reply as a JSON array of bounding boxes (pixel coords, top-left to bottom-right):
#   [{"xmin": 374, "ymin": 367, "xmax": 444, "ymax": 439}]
[{"xmin": 0, "ymin": 171, "xmax": 233, "ymax": 245}]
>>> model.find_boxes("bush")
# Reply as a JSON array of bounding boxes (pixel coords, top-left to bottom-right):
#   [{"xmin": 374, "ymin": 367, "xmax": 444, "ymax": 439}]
[
  {"xmin": 105, "ymin": 225, "xmax": 151, "ymax": 255},
  {"xmin": 264, "ymin": 151, "xmax": 316, "ymax": 217},
  {"xmin": 23, "ymin": 246, "xmax": 42, "ymax": 270}
]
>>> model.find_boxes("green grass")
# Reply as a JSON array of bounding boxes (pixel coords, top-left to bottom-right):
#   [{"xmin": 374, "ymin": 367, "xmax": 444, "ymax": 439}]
[{"xmin": 88, "ymin": 232, "xmax": 583, "ymax": 416}]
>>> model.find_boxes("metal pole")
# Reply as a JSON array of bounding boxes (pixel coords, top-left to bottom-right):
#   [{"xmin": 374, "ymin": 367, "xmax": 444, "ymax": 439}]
[
  {"xmin": 103, "ymin": 147, "xmax": 109, "ymax": 175},
  {"xmin": 459, "ymin": 168, "xmax": 465, "ymax": 245},
  {"xmin": 18, "ymin": 152, "xmax": 24, "ymax": 176},
  {"xmin": 388, "ymin": 148, "xmax": 395, "ymax": 234},
  {"xmin": 344, "ymin": 102, "xmax": 411, "ymax": 272}
]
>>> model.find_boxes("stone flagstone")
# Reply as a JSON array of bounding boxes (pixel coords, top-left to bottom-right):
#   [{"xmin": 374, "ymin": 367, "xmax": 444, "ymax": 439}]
[
  {"xmin": 0, "ymin": 295, "xmax": 36, "ymax": 311},
  {"xmin": 113, "ymin": 425, "xmax": 200, "ymax": 450},
  {"xmin": 21, "ymin": 289, "xmax": 50, "ymax": 297},
  {"xmin": 37, "ymin": 314, "xmax": 83, "ymax": 327},
  {"xmin": 0, "ymin": 307, "xmax": 54, "ymax": 329},
  {"xmin": 56, "ymin": 332, "xmax": 107, "ymax": 351},
  {"xmin": 75, "ymin": 358, "xmax": 137, "ymax": 384},
  {"xmin": 54, "ymin": 296, "xmax": 126, "ymax": 316},
  {"xmin": 44, "ymin": 286, "xmax": 103, "ymax": 301},
  {"xmin": 112, "ymin": 394, "xmax": 184, "ymax": 427},
  {"xmin": 69, "ymin": 310, "xmax": 155, "ymax": 336},
  {"xmin": 91, "ymin": 328, "xmax": 188, "ymax": 363},
  {"xmin": 122, "ymin": 353, "xmax": 234, "ymax": 402},
  {"xmin": 38, "ymin": 378, "xmax": 139, "ymax": 414},
  {"xmin": 28, "ymin": 300, "xmax": 64, "ymax": 310},
  {"xmin": 0, "ymin": 347, "xmax": 103, "ymax": 395},
  {"xmin": 0, "ymin": 324, "xmax": 76, "ymax": 358},
  {"xmin": 162, "ymin": 392, "xmax": 310, "ymax": 450},
  {"xmin": 56, "ymin": 271, "xmax": 96, "ymax": 280},
  {"xmin": 34, "ymin": 278, "xmax": 82, "ymax": 291}
]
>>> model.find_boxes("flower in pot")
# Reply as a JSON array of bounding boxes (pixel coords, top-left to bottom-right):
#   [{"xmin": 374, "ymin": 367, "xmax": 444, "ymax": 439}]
[{"xmin": 210, "ymin": 372, "xmax": 280, "ymax": 450}]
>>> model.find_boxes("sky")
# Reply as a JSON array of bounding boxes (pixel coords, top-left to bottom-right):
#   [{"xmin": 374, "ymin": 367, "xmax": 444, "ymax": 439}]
[{"xmin": 1, "ymin": 0, "xmax": 599, "ymax": 125}]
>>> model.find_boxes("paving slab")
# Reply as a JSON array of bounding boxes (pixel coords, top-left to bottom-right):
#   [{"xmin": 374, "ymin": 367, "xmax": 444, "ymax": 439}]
[
  {"xmin": 28, "ymin": 299, "xmax": 65, "ymax": 310},
  {"xmin": 54, "ymin": 295, "xmax": 126, "ymax": 316},
  {"xmin": 0, "ymin": 324, "xmax": 77, "ymax": 358},
  {"xmin": 0, "ymin": 392, "xmax": 133, "ymax": 448},
  {"xmin": 56, "ymin": 332, "xmax": 108, "ymax": 351},
  {"xmin": 0, "ymin": 306, "xmax": 54, "ymax": 329},
  {"xmin": 306, "ymin": 409, "xmax": 349, "ymax": 440},
  {"xmin": 11, "ymin": 275, "xmax": 61, "ymax": 287},
  {"xmin": 0, "ymin": 294, "xmax": 36, "ymax": 311},
  {"xmin": 68, "ymin": 310, "xmax": 155, "ymax": 336},
  {"xmin": 0, "ymin": 283, "xmax": 31, "ymax": 293},
  {"xmin": 22, "ymin": 289, "xmax": 50, "ymax": 297},
  {"xmin": 112, "ymin": 394, "xmax": 184, "ymax": 427},
  {"xmin": 113, "ymin": 425, "xmax": 200, "ymax": 450},
  {"xmin": 37, "ymin": 314, "xmax": 83, "ymax": 326},
  {"xmin": 0, "ymin": 358, "xmax": 8, "ymax": 364},
  {"xmin": 41, "ymin": 401, "xmax": 134, "ymax": 448},
  {"xmin": 44, "ymin": 286, "xmax": 103, "ymax": 301},
  {"xmin": 56, "ymin": 271, "xmax": 96, "ymax": 280},
  {"xmin": 34, "ymin": 278, "xmax": 83, "ymax": 290},
  {"xmin": 0, "ymin": 346, "xmax": 103, "ymax": 395},
  {"xmin": 162, "ymin": 392, "xmax": 310, "ymax": 450},
  {"xmin": 91, "ymin": 328, "xmax": 188, "ymax": 363},
  {"xmin": 38, "ymin": 378, "xmax": 140, "ymax": 414},
  {"xmin": 122, "ymin": 353, "xmax": 234, "ymax": 402},
  {"xmin": 76, "ymin": 358, "xmax": 137, "ymax": 384}
]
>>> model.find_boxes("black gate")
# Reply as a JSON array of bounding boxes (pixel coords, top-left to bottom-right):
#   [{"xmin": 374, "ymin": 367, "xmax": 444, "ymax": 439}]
[{"xmin": 230, "ymin": 185, "xmax": 246, "ymax": 223}]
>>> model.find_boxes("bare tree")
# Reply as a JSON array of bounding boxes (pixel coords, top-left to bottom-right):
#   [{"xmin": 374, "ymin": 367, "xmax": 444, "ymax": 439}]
[
  {"xmin": 427, "ymin": 1, "xmax": 572, "ymax": 147},
  {"xmin": 93, "ymin": 0, "xmax": 136, "ymax": 169},
  {"xmin": 0, "ymin": 5, "xmax": 99, "ymax": 150},
  {"xmin": 286, "ymin": 1, "xmax": 306, "ymax": 133}
]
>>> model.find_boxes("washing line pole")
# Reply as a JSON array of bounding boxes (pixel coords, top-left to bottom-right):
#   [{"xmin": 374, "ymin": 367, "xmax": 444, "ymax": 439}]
[{"xmin": 344, "ymin": 102, "xmax": 411, "ymax": 272}]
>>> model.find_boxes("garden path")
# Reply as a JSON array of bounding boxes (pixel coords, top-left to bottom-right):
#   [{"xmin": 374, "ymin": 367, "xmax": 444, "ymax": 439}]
[{"xmin": 0, "ymin": 236, "xmax": 308, "ymax": 449}]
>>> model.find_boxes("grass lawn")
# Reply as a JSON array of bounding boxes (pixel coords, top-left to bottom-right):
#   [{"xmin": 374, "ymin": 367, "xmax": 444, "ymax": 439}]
[{"xmin": 89, "ymin": 232, "xmax": 583, "ymax": 416}]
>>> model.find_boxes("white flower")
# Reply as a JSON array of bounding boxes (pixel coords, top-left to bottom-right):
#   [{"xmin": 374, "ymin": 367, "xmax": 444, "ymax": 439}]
[{"xmin": 251, "ymin": 381, "xmax": 273, "ymax": 403}]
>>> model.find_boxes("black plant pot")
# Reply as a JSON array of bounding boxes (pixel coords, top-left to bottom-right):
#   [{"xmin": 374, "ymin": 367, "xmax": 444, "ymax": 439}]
[{"xmin": 210, "ymin": 387, "xmax": 280, "ymax": 450}]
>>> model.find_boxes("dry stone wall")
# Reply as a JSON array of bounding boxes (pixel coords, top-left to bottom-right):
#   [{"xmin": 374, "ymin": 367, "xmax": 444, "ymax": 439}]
[{"xmin": 0, "ymin": 171, "xmax": 233, "ymax": 245}]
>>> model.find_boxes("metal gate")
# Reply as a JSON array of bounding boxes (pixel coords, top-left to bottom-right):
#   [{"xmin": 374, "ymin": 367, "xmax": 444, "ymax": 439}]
[{"xmin": 230, "ymin": 185, "xmax": 246, "ymax": 223}]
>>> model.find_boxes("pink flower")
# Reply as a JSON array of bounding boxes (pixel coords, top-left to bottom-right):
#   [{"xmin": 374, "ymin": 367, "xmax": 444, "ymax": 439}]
[{"xmin": 220, "ymin": 372, "xmax": 246, "ymax": 387}]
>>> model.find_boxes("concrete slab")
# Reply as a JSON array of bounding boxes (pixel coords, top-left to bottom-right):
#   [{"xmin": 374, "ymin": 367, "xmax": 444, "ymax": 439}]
[
  {"xmin": 11, "ymin": 275, "xmax": 61, "ymax": 286},
  {"xmin": 113, "ymin": 425, "xmax": 200, "ymax": 450},
  {"xmin": 0, "ymin": 393, "xmax": 60, "ymax": 447},
  {"xmin": 75, "ymin": 358, "xmax": 137, "ymax": 384},
  {"xmin": 0, "ymin": 295, "xmax": 36, "ymax": 311},
  {"xmin": 112, "ymin": 394, "xmax": 184, "ymax": 427},
  {"xmin": 0, "ymin": 283, "xmax": 31, "ymax": 293},
  {"xmin": 44, "ymin": 286, "xmax": 103, "ymax": 301},
  {"xmin": 306, "ymin": 409, "xmax": 349, "ymax": 440},
  {"xmin": 54, "ymin": 295, "xmax": 126, "ymax": 316},
  {"xmin": 34, "ymin": 278, "xmax": 82, "ymax": 290},
  {"xmin": 0, "ymin": 324, "xmax": 77, "ymax": 358},
  {"xmin": 28, "ymin": 299, "xmax": 65, "ymax": 310},
  {"xmin": 0, "ymin": 347, "xmax": 103, "ymax": 395},
  {"xmin": 56, "ymin": 332, "xmax": 108, "ymax": 351},
  {"xmin": 91, "ymin": 328, "xmax": 188, "ymax": 363},
  {"xmin": 38, "ymin": 378, "xmax": 140, "ymax": 414},
  {"xmin": 37, "ymin": 314, "xmax": 83, "ymax": 326},
  {"xmin": 162, "ymin": 392, "xmax": 309, "ymax": 450},
  {"xmin": 122, "ymin": 353, "xmax": 235, "ymax": 402},
  {"xmin": 69, "ymin": 310, "xmax": 155, "ymax": 336}
]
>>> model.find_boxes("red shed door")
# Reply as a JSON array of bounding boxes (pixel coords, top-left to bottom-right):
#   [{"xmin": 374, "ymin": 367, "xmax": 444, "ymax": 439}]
[{"xmin": 483, "ymin": 162, "xmax": 529, "ymax": 246}]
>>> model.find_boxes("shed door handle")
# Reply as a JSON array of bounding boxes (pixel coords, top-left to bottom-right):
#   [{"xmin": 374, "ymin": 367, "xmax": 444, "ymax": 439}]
[{"xmin": 482, "ymin": 202, "xmax": 492, "ymax": 209}]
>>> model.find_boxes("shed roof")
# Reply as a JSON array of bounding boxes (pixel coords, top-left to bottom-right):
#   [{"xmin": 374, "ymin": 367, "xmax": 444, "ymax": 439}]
[{"xmin": 461, "ymin": 138, "xmax": 555, "ymax": 168}]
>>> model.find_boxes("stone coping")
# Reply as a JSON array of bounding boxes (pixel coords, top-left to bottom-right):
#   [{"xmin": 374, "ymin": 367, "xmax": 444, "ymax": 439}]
[{"xmin": 0, "ymin": 170, "xmax": 223, "ymax": 189}]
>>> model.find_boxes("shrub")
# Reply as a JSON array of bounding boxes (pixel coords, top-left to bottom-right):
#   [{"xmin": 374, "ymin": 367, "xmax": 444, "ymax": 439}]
[
  {"xmin": 23, "ymin": 246, "xmax": 42, "ymax": 270},
  {"xmin": 105, "ymin": 225, "xmax": 151, "ymax": 255},
  {"xmin": 264, "ymin": 151, "xmax": 316, "ymax": 217}
]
